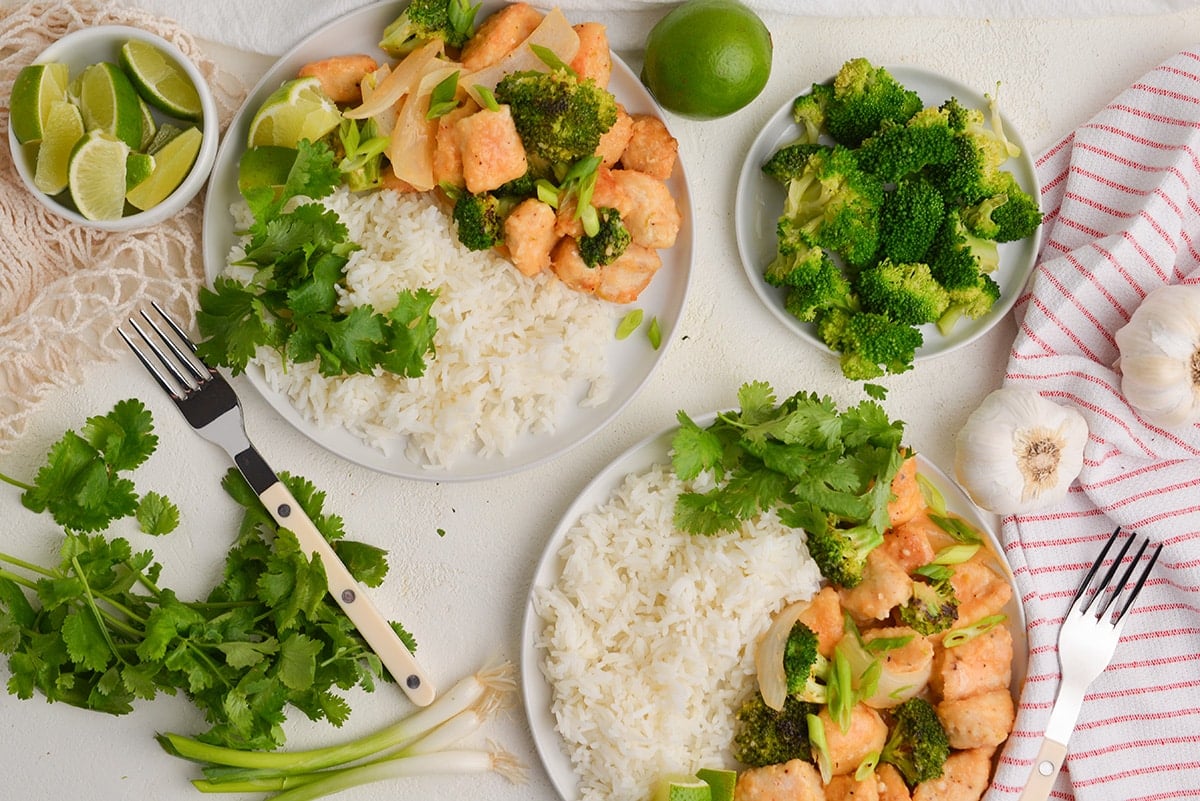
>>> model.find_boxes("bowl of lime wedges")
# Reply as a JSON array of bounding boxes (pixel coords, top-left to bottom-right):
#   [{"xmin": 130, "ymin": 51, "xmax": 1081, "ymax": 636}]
[{"xmin": 7, "ymin": 25, "xmax": 218, "ymax": 231}]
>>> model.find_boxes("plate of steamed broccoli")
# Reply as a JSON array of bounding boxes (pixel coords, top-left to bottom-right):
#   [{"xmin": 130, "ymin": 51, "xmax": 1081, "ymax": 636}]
[{"xmin": 734, "ymin": 58, "xmax": 1042, "ymax": 382}]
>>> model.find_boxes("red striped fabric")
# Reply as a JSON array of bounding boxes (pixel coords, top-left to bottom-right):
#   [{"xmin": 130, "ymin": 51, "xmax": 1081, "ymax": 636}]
[{"xmin": 990, "ymin": 49, "xmax": 1200, "ymax": 801}]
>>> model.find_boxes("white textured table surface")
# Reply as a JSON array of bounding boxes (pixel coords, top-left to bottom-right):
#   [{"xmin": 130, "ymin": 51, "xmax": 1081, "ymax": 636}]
[{"xmin": 5, "ymin": 4, "xmax": 1200, "ymax": 801}]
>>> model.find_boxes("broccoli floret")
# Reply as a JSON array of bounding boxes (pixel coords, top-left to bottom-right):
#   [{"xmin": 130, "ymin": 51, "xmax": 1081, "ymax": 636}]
[
  {"xmin": 937, "ymin": 272, "xmax": 1001, "ymax": 335},
  {"xmin": 856, "ymin": 106, "xmax": 958, "ymax": 184},
  {"xmin": 452, "ymin": 191, "xmax": 504, "ymax": 251},
  {"xmin": 963, "ymin": 171, "xmax": 1042, "ymax": 243},
  {"xmin": 897, "ymin": 578, "xmax": 960, "ymax": 635},
  {"xmin": 824, "ymin": 58, "xmax": 923, "ymax": 147},
  {"xmin": 783, "ymin": 621, "xmax": 834, "ymax": 702},
  {"xmin": 778, "ymin": 146, "xmax": 883, "ymax": 268},
  {"xmin": 927, "ymin": 210, "xmax": 999, "ymax": 290},
  {"xmin": 879, "ymin": 176, "xmax": 945, "ymax": 264},
  {"xmin": 803, "ymin": 521, "xmax": 886, "ymax": 588},
  {"xmin": 791, "ymin": 82, "xmax": 833, "ymax": 144},
  {"xmin": 732, "ymin": 691, "xmax": 820, "ymax": 767},
  {"xmin": 494, "ymin": 68, "xmax": 618, "ymax": 166},
  {"xmin": 578, "ymin": 207, "xmax": 631, "ymax": 268},
  {"xmin": 379, "ymin": 0, "xmax": 478, "ymax": 55},
  {"xmin": 782, "ymin": 257, "xmax": 854, "ymax": 324},
  {"xmin": 880, "ymin": 697, "xmax": 951, "ymax": 786},
  {"xmin": 762, "ymin": 142, "xmax": 827, "ymax": 184},
  {"xmin": 855, "ymin": 259, "xmax": 950, "ymax": 326},
  {"xmin": 816, "ymin": 308, "xmax": 924, "ymax": 382},
  {"xmin": 926, "ymin": 95, "xmax": 1021, "ymax": 206}
]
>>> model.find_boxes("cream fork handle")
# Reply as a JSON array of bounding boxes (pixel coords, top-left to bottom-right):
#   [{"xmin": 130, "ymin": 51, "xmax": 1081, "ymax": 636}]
[
  {"xmin": 1018, "ymin": 738, "xmax": 1069, "ymax": 801},
  {"xmin": 259, "ymin": 481, "xmax": 436, "ymax": 707}
]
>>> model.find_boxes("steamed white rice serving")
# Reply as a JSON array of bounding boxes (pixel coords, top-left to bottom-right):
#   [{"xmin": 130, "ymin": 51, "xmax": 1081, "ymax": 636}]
[
  {"xmin": 225, "ymin": 187, "xmax": 617, "ymax": 467},
  {"xmin": 533, "ymin": 464, "xmax": 822, "ymax": 801}
]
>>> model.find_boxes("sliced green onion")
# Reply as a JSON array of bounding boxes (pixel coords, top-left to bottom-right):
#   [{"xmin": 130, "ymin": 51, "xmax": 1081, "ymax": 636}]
[
  {"xmin": 943, "ymin": 614, "xmax": 1007, "ymax": 648},
  {"xmin": 616, "ymin": 309, "xmax": 643, "ymax": 339},
  {"xmin": 530, "ymin": 43, "xmax": 576, "ymax": 76},
  {"xmin": 808, "ymin": 713, "xmax": 832, "ymax": 784},
  {"xmin": 931, "ymin": 543, "xmax": 980, "ymax": 566},
  {"xmin": 930, "ymin": 513, "xmax": 982, "ymax": 545},
  {"xmin": 855, "ymin": 751, "xmax": 880, "ymax": 781},
  {"xmin": 426, "ymin": 71, "xmax": 461, "ymax": 119},
  {"xmin": 915, "ymin": 472, "xmax": 947, "ymax": 516},
  {"xmin": 473, "ymin": 84, "xmax": 499, "ymax": 112},
  {"xmin": 647, "ymin": 316, "xmax": 662, "ymax": 349}
]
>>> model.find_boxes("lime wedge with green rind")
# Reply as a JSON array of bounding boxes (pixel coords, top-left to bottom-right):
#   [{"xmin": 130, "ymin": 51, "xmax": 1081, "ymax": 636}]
[
  {"xmin": 33, "ymin": 99, "xmax": 85, "ymax": 195},
  {"xmin": 126, "ymin": 125, "xmax": 202, "ymax": 210},
  {"xmin": 652, "ymin": 775, "xmax": 712, "ymax": 801},
  {"xmin": 237, "ymin": 145, "xmax": 298, "ymax": 194},
  {"xmin": 119, "ymin": 39, "xmax": 203, "ymax": 122},
  {"xmin": 10, "ymin": 62, "xmax": 71, "ymax": 144},
  {"xmin": 247, "ymin": 76, "xmax": 341, "ymax": 148},
  {"xmin": 696, "ymin": 768, "xmax": 737, "ymax": 801},
  {"xmin": 78, "ymin": 62, "xmax": 144, "ymax": 149},
  {"xmin": 68, "ymin": 129, "xmax": 131, "ymax": 221}
]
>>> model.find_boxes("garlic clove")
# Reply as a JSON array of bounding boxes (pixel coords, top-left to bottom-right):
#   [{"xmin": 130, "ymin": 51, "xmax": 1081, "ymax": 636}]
[
  {"xmin": 954, "ymin": 388, "xmax": 1088, "ymax": 515},
  {"xmin": 1114, "ymin": 284, "xmax": 1200, "ymax": 429}
]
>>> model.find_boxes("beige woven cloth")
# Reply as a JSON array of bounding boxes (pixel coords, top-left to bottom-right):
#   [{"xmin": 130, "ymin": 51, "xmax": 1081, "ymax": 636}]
[{"xmin": 0, "ymin": 0, "xmax": 243, "ymax": 449}]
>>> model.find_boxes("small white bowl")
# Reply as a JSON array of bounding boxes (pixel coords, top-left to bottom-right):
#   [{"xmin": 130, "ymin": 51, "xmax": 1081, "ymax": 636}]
[{"xmin": 7, "ymin": 25, "xmax": 219, "ymax": 232}]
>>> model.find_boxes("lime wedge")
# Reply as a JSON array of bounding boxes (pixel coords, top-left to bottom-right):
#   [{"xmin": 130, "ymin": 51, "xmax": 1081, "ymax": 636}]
[
  {"xmin": 118, "ymin": 39, "xmax": 203, "ymax": 122},
  {"xmin": 33, "ymin": 99, "xmax": 85, "ymax": 195},
  {"xmin": 68, "ymin": 130, "xmax": 131, "ymax": 220},
  {"xmin": 137, "ymin": 95, "xmax": 159, "ymax": 150},
  {"xmin": 652, "ymin": 775, "xmax": 712, "ymax": 801},
  {"xmin": 78, "ymin": 62, "xmax": 144, "ymax": 149},
  {"xmin": 146, "ymin": 122, "xmax": 185, "ymax": 154},
  {"xmin": 696, "ymin": 768, "xmax": 737, "ymax": 801},
  {"xmin": 125, "ymin": 151, "xmax": 156, "ymax": 191},
  {"xmin": 247, "ymin": 76, "xmax": 341, "ymax": 148},
  {"xmin": 10, "ymin": 62, "xmax": 71, "ymax": 144},
  {"xmin": 125, "ymin": 125, "xmax": 202, "ymax": 210},
  {"xmin": 237, "ymin": 145, "xmax": 298, "ymax": 194}
]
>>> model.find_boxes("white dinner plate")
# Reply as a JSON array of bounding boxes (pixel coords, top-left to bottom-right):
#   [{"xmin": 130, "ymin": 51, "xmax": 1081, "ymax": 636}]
[
  {"xmin": 521, "ymin": 412, "xmax": 1028, "ymax": 800},
  {"xmin": 201, "ymin": 1, "xmax": 693, "ymax": 481},
  {"xmin": 734, "ymin": 66, "xmax": 1040, "ymax": 364}
]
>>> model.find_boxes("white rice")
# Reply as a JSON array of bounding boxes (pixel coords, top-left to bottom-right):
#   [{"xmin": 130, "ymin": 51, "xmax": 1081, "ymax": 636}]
[
  {"xmin": 226, "ymin": 187, "xmax": 617, "ymax": 468},
  {"xmin": 532, "ymin": 464, "xmax": 823, "ymax": 801}
]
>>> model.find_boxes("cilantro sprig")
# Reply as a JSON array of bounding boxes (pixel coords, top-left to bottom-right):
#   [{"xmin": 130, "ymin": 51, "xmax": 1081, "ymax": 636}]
[
  {"xmin": 196, "ymin": 138, "xmax": 438, "ymax": 379},
  {"xmin": 670, "ymin": 381, "xmax": 907, "ymax": 541},
  {"xmin": 0, "ymin": 401, "xmax": 413, "ymax": 750}
]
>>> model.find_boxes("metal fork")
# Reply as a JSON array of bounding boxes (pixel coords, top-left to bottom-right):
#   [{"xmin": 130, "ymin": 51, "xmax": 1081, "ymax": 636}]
[
  {"xmin": 119, "ymin": 301, "xmax": 436, "ymax": 707},
  {"xmin": 1018, "ymin": 526, "xmax": 1161, "ymax": 800}
]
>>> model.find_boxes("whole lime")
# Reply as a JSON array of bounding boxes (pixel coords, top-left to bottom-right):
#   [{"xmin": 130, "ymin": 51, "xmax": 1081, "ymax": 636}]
[{"xmin": 641, "ymin": 0, "xmax": 773, "ymax": 120}]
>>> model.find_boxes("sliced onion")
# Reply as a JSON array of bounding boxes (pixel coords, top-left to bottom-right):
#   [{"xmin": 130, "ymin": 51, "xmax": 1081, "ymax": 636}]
[
  {"xmin": 840, "ymin": 626, "xmax": 933, "ymax": 709},
  {"xmin": 755, "ymin": 599, "xmax": 812, "ymax": 711},
  {"xmin": 345, "ymin": 39, "xmax": 445, "ymax": 120}
]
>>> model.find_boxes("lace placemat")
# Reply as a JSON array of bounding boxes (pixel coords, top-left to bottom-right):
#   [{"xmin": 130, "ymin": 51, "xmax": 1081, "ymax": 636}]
[{"xmin": 0, "ymin": 0, "xmax": 244, "ymax": 449}]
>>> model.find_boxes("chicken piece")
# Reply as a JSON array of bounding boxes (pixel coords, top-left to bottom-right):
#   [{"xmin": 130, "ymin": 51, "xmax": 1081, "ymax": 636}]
[
  {"xmin": 595, "ymin": 243, "xmax": 661, "ymax": 303},
  {"xmin": 912, "ymin": 748, "xmax": 994, "ymax": 801},
  {"xmin": 875, "ymin": 764, "xmax": 912, "ymax": 801},
  {"xmin": 948, "ymin": 554, "xmax": 1013, "ymax": 627},
  {"xmin": 839, "ymin": 547, "xmax": 913, "ymax": 623},
  {"xmin": 620, "ymin": 114, "xmax": 678, "ymax": 180},
  {"xmin": 930, "ymin": 622, "xmax": 1013, "ymax": 701},
  {"xmin": 503, "ymin": 199, "xmax": 558, "ymax": 277},
  {"xmin": 455, "ymin": 105, "xmax": 529, "ymax": 194},
  {"xmin": 296, "ymin": 54, "xmax": 377, "ymax": 104},
  {"xmin": 554, "ymin": 166, "xmax": 627, "ymax": 239},
  {"xmin": 549, "ymin": 237, "xmax": 599, "ymax": 295},
  {"xmin": 569, "ymin": 22, "xmax": 612, "ymax": 87},
  {"xmin": 610, "ymin": 169, "xmax": 682, "ymax": 249},
  {"xmin": 460, "ymin": 2, "xmax": 543, "ymax": 71},
  {"xmin": 819, "ymin": 704, "xmax": 889, "ymax": 777},
  {"xmin": 937, "ymin": 688, "xmax": 1016, "ymax": 750},
  {"xmin": 886, "ymin": 455, "xmax": 923, "ymax": 528},
  {"xmin": 432, "ymin": 99, "xmax": 480, "ymax": 189},
  {"xmin": 880, "ymin": 517, "xmax": 937, "ymax": 574},
  {"xmin": 826, "ymin": 774, "xmax": 881, "ymax": 801},
  {"xmin": 595, "ymin": 104, "xmax": 634, "ymax": 168},
  {"xmin": 735, "ymin": 758, "xmax": 825, "ymax": 801},
  {"xmin": 798, "ymin": 585, "xmax": 845, "ymax": 658}
]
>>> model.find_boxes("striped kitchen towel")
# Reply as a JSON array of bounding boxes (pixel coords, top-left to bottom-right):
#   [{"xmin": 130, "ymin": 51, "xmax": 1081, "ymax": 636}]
[{"xmin": 991, "ymin": 48, "xmax": 1200, "ymax": 800}]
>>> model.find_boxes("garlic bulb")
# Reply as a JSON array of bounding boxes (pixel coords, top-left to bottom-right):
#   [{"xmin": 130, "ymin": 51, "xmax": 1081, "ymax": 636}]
[
  {"xmin": 1114, "ymin": 284, "xmax": 1200, "ymax": 428},
  {"xmin": 954, "ymin": 388, "xmax": 1088, "ymax": 515}
]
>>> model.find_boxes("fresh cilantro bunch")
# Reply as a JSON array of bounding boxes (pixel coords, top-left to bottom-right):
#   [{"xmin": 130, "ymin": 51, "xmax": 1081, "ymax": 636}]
[
  {"xmin": 196, "ymin": 138, "xmax": 439, "ymax": 378},
  {"xmin": 0, "ymin": 401, "xmax": 413, "ymax": 751},
  {"xmin": 670, "ymin": 381, "xmax": 907, "ymax": 585}
]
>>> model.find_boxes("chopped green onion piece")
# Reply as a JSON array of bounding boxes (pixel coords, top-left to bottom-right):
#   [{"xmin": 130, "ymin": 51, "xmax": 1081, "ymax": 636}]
[
  {"xmin": 943, "ymin": 614, "xmax": 1006, "ymax": 648},
  {"xmin": 474, "ymin": 84, "xmax": 499, "ymax": 112},
  {"xmin": 864, "ymin": 633, "xmax": 914, "ymax": 653},
  {"xmin": 931, "ymin": 543, "xmax": 980, "ymax": 566},
  {"xmin": 580, "ymin": 203, "xmax": 599, "ymax": 237},
  {"xmin": 535, "ymin": 179, "xmax": 559, "ymax": 207},
  {"xmin": 855, "ymin": 751, "xmax": 880, "ymax": 781},
  {"xmin": 616, "ymin": 309, "xmax": 643, "ymax": 339},
  {"xmin": 530, "ymin": 43, "xmax": 576, "ymax": 76},
  {"xmin": 929, "ymin": 512, "xmax": 982, "ymax": 545},
  {"xmin": 828, "ymin": 643, "xmax": 856, "ymax": 733},
  {"xmin": 807, "ymin": 713, "xmax": 833, "ymax": 784},
  {"xmin": 426, "ymin": 71, "xmax": 461, "ymax": 119},
  {"xmin": 914, "ymin": 563, "xmax": 954, "ymax": 582},
  {"xmin": 448, "ymin": 0, "xmax": 481, "ymax": 38},
  {"xmin": 916, "ymin": 472, "xmax": 947, "ymax": 516},
  {"xmin": 647, "ymin": 316, "xmax": 662, "ymax": 349}
]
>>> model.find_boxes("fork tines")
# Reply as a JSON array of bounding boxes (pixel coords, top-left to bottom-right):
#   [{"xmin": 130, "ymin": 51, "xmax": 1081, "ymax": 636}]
[
  {"xmin": 1071, "ymin": 526, "xmax": 1162, "ymax": 625},
  {"xmin": 117, "ymin": 301, "xmax": 210, "ymax": 402}
]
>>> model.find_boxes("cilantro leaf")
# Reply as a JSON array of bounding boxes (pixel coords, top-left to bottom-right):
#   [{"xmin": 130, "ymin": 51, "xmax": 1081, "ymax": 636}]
[{"xmin": 136, "ymin": 492, "xmax": 180, "ymax": 535}]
